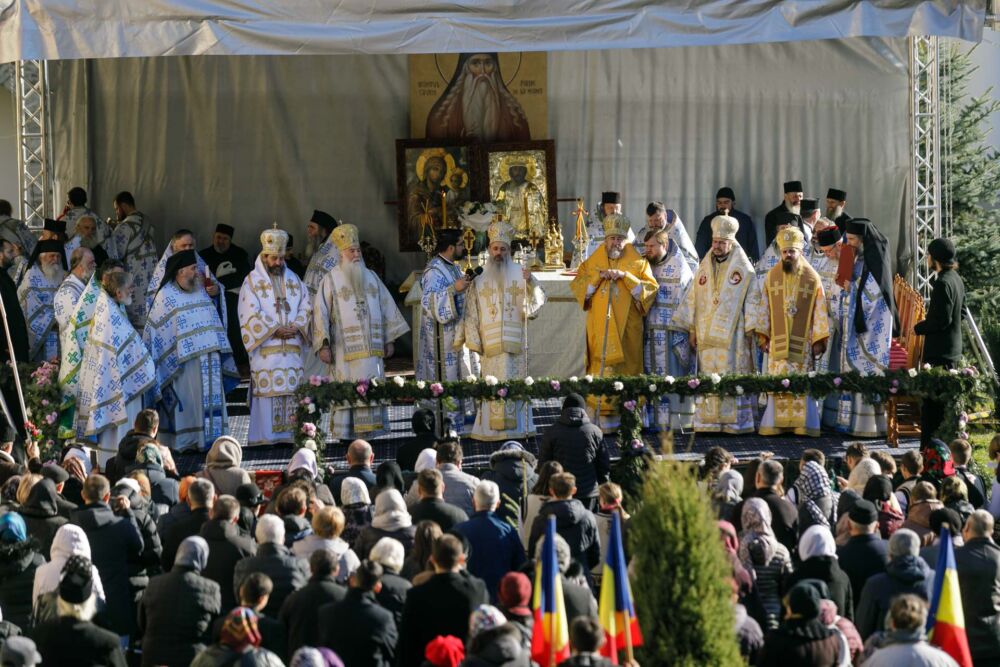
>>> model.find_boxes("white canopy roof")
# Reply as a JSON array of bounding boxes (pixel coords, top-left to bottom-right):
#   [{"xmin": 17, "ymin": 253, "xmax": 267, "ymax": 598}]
[{"xmin": 0, "ymin": 0, "xmax": 985, "ymax": 62}]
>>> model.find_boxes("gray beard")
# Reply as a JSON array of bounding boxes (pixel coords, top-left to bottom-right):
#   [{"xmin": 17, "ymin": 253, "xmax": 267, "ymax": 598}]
[
  {"xmin": 786, "ymin": 203, "xmax": 801, "ymax": 216},
  {"xmin": 461, "ymin": 72, "xmax": 500, "ymax": 141},
  {"xmin": 341, "ymin": 259, "xmax": 367, "ymax": 297},
  {"xmin": 78, "ymin": 235, "xmax": 99, "ymax": 250},
  {"xmin": 483, "ymin": 255, "xmax": 516, "ymax": 292},
  {"xmin": 42, "ymin": 264, "xmax": 64, "ymax": 283},
  {"xmin": 607, "ymin": 248, "xmax": 623, "ymax": 260}
]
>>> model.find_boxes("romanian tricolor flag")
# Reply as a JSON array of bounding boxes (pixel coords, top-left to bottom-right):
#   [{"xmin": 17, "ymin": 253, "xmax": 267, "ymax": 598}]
[
  {"xmin": 927, "ymin": 526, "xmax": 973, "ymax": 667},
  {"xmin": 531, "ymin": 516, "xmax": 570, "ymax": 666},
  {"xmin": 598, "ymin": 510, "xmax": 643, "ymax": 663}
]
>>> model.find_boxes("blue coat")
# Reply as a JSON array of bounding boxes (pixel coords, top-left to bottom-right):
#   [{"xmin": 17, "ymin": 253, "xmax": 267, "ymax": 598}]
[{"xmin": 454, "ymin": 511, "xmax": 527, "ymax": 602}]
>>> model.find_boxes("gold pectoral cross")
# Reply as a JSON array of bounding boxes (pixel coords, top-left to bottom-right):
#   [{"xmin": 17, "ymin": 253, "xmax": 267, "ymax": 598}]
[{"xmin": 479, "ymin": 284, "xmax": 499, "ymax": 320}]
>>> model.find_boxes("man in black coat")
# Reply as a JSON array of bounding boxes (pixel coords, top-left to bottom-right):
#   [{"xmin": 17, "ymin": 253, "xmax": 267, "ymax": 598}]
[
  {"xmin": 527, "ymin": 472, "xmax": 601, "ymax": 574},
  {"xmin": 914, "ymin": 237, "xmax": 965, "ymax": 446},
  {"xmin": 0, "ymin": 236, "xmax": 29, "ymax": 451},
  {"xmin": 160, "ymin": 477, "xmax": 214, "ymax": 571},
  {"xmin": 763, "ymin": 180, "xmax": 804, "ymax": 248},
  {"xmin": 199, "ymin": 495, "xmax": 257, "ymax": 610},
  {"xmin": 138, "ymin": 536, "xmax": 221, "ymax": 667},
  {"xmin": 695, "ymin": 186, "xmax": 760, "ymax": 263},
  {"xmin": 199, "ymin": 223, "xmax": 252, "ymax": 368},
  {"xmin": 318, "ymin": 559, "xmax": 397, "ymax": 667},
  {"xmin": 233, "ymin": 514, "xmax": 309, "ymax": 616},
  {"xmin": 69, "ymin": 474, "xmax": 144, "ymax": 639},
  {"xmin": 408, "ymin": 468, "xmax": 469, "ymax": 531},
  {"xmin": 395, "ymin": 408, "xmax": 437, "ymax": 473},
  {"xmin": 397, "ymin": 534, "xmax": 489, "ymax": 667},
  {"xmin": 327, "ymin": 439, "xmax": 378, "ymax": 504},
  {"xmin": 825, "ymin": 187, "xmax": 852, "ymax": 233},
  {"xmin": 104, "ymin": 408, "xmax": 159, "ymax": 485},
  {"xmin": 537, "ymin": 394, "xmax": 610, "ymax": 508},
  {"xmin": 955, "ymin": 510, "xmax": 1000, "ymax": 667},
  {"xmin": 835, "ymin": 501, "xmax": 889, "ymax": 602},
  {"xmin": 732, "ymin": 460, "xmax": 799, "ymax": 555},
  {"xmin": 279, "ymin": 549, "xmax": 346, "ymax": 659}
]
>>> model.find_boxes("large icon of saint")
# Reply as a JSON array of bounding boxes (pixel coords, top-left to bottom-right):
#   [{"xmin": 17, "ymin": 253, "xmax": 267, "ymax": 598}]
[
  {"xmin": 494, "ymin": 155, "xmax": 544, "ymax": 239},
  {"xmin": 426, "ymin": 53, "xmax": 531, "ymax": 142}
]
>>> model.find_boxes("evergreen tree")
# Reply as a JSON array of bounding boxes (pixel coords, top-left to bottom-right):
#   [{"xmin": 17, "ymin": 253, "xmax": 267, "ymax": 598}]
[
  {"xmin": 630, "ymin": 459, "xmax": 742, "ymax": 666},
  {"xmin": 942, "ymin": 42, "xmax": 1000, "ymax": 314}
]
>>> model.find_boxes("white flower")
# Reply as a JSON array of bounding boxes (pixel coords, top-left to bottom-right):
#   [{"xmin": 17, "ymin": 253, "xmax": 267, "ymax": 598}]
[
  {"xmin": 484, "ymin": 375, "xmax": 499, "ymax": 386},
  {"xmin": 648, "ymin": 384, "xmax": 657, "ymax": 392},
  {"xmin": 873, "ymin": 368, "xmax": 884, "ymax": 377},
  {"xmin": 612, "ymin": 381, "xmax": 624, "ymax": 391},
  {"xmin": 735, "ymin": 385, "xmax": 745, "ymax": 395},
  {"xmin": 907, "ymin": 368, "xmax": 918, "ymax": 378},
  {"xmin": 948, "ymin": 368, "xmax": 960, "ymax": 375},
  {"xmin": 569, "ymin": 376, "xmax": 579, "ymax": 383},
  {"xmin": 393, "ymin": 375, "xmax": 405, "ymax": 387},
  {"xmin": 416, "ymin": 380, "xmax": 426, "ymax": 389},
  {"xmin": 306, "ymin": 403, "xmax": 316, "ymax": 414},
  {"xmin": 466, "ymin": 374, "xmax": 478, "ymax": 383},
  {"xmin": 524, "ymin": 376, "xmax": 535, "ymax": 386},
  {"xmin": 922, "ymin": 363, "xmax": 932, "ymax": 371},
  {"xmin": 807, "ymin": 371, "xmax": 817, "ymax": 378},
  {"xmin": 664, "ymin": 375, "xmax": 675, "ymax": 385},
  {"xmin": 709, "ymin": 373, "xmax": 722, "ymax": 385},
  {"xmin": 303, "ymin": 439, "xmax": 318, "ymax": 451},
  {"xmin": 584, "ymin": 374, "xmax": 594, "ymax": 383}
]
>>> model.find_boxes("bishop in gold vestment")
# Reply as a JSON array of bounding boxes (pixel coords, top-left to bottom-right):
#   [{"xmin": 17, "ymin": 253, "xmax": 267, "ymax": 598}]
[
  {"xmin": 570, "ymin": 213, "xmax": 657, "ymax": 432},
  {"xmin": 754, "ymin": 226, "xmax": 830, "ymax": 437},
  {"xmin": 670, "ymin": 215, "xmax": 756, "ymax": 433},
  {"xmin": 458, "ymin": 219, "xmax": 545, "ymax": 441}
]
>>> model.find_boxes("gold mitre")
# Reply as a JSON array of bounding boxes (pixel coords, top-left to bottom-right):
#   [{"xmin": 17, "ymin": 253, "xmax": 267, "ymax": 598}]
[
  {"xmin": 260, "ymin": 224, "xmax": 289, "ymax": 255},
  {"xmin": 777, "ymin": 226, "xmax": 804, "ymax": 251},
  {"xmin": 487, "ymin": 219, "xmax": 514, "ymax": 246},
  {"xmin": 710, "ymin": 215, "xmax": 739, "ymax": 241},
  {"xmin": 602, "ymin": 213, "xmax": 631, "ymax": 238},
  {"xmin": 331, "ymin": 224, "xmax": 360, "ymax": 251}
]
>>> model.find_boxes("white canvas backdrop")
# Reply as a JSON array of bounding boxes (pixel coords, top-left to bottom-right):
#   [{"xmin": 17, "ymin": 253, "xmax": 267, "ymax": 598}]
[{"xmin": 47, "ymin": 37, "xmax": 911, "ymax": 287}]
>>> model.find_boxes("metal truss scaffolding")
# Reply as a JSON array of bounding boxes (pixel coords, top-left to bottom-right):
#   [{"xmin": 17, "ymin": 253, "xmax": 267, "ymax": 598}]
[
  {"xmin": 14, "ymin": 60, "xmax": 52, "ymax": 228},
  {"xmin": 909, "ymin": 36, "xmax": 942, "ymax": 300}
]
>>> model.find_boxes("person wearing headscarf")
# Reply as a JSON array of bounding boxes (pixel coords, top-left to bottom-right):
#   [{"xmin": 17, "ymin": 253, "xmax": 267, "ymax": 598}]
[
  {"xmin": 275, "ymin": 446, "xmax": 335, "ymax": 508},
  {"xmin": 718, "ymin": 520, "xmax": 754, "ymax": 601},
  {"xmin": 784, "ymin": 526, "xmax": 854, "ymax": 622},
  {"xmin": 792, "ymin": 460, "xmax": 837, "ymax": 532},
  {"xmin": 756, "ymin": 581, "xmax": 843, "ymax": 667},
  {"xmin": 190, "ymin": 606, "xmax": 286, "ymax": 667},
  {"xmin": 143, "ymin": 248, "xmax": 239, "ymax": 453},
  {"xmin": 461, "ymin": 603, "xmax": 528, "ymax": 666},
  {"xmin": 31, "ymin": 523, "xmax": 106, "ymax": 624},
  {"xmin": 199, "ymin": 435, "xmax": 253, "ymax": 496},
  {"xmin": 863, "ymin": 475, "xmax": 904, "ymax": 540},
  {"xmin": 0, "ymin": 513, "xmax": 45, "ymax": 629},
  {"xmin": 339, "ymin": 477, "xmax": 375, "ymax": 550},
  {"xmin": 139, "ymin": 535, "xmax": 221, "ymax": 666},
  {"xmin": 712, "ymin": 470, "xmax": 744, "ymax": 523},
  {"xmin": 821, "ymin": 217, "xmax": 894, "ymax": 438},
  {"xmin": 30, "ymin": 554, "xmax": 127, "ymax": 666},
  {"xmin": 16, "ymin": 238, "xmax": 67, "ymax": 361},
  {"xmin": 919, "ymin": 438, "xmax": 956, "ymax": 485},
  {"xmin": 288, "ymin": 646, "xmax": 345, "ymax": 667},
  {"xmin": 354, "ymin": 489, "xmax": 415, "ymax": 558},
  {"xmin": 738, "ymin": 498, "xmax": 793, "ymax": 631},
  {"xmin": 375, "ymin": 461, "xmax": 406, "ymax": 498}
]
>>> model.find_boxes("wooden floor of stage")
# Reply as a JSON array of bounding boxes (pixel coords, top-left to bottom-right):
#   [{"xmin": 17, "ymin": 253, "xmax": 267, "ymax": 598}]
[{"xmin": 175, "ymin": 362, "xmax": 920, "ymax": 475}]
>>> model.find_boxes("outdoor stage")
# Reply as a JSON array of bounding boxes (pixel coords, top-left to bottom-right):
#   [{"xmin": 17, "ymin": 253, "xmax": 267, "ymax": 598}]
[{"xmin": 174, "ymin": 376, "xmax": 920, "ymax": 477}]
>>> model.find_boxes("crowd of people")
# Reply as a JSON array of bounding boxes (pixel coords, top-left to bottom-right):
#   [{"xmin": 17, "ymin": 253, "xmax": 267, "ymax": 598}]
[{"xmin": 706, "ymin": 438, "xmax": 1000, "ymax": 667}]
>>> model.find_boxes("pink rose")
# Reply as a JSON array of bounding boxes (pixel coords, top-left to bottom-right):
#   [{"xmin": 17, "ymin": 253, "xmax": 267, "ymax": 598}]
[
  {"xmin": 356, "ymin": 384, "xmax": 367, "ymax": 397},
  {"xmin": 302, "ymin": 422, "xmax": 317, "ymax": 437},
  {"xmin": 497, "ymin": 387, "xmax": 508, "ymax": 398},
  {"xmin": 430, "ymin": 382, "xmax": 444, "ymax": 397},
  {"xmin": 889, "ymin": 387, "xmax": 898, "ymax": 394},
  {"xmin": 623, "ymin": 400, "xmax": 637, "ymax": 411},
  {"xmin": 687, "ymin": 379, "xmax": 700, "ymax": 389},
  {"xmin": 550, "ymin": 380, "xmax": 561, "ymax": 391},
  {"xmin": 833, "ymin": 377, "xmax": 842, "ymax": 387},
  {"xmin": 781, "ymin": 379, "xmax": 790, "ymax": 389},
  {"xmin": 45, "ymin": 412, "xmax": 56, "ymax": 425},
  {"xmin": 309, "ymin": 375, "xmax": 322, "ymax": 387}
]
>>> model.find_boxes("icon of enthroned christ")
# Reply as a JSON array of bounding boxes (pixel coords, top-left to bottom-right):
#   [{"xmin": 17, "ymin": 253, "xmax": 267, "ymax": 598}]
[{"xmin": 425, "ymin": 53, "xmax": 531, "ymax": 142}]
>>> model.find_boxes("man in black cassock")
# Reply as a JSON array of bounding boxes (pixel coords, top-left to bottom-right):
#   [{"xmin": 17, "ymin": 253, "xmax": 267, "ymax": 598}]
[
  {"xmin": 285, "ymin": 233, "xmax": 306, "ymax": 279},
  {"xmin": 825, "ymin": 187, "xmax": 852, "ymax": 234},
  {"xmin": 843, "ymin": 218, "xmax": 899, "ymax": 337},
  {"xmin": 200, "ymin": 223, "xmax": 251, "ymax": 370},
  {"xmin": 764, "ymin": 180, "xmax": 804, "ymax": 248},
  {"xmin": 695, "ymin": 186, "xmax": 759, "ymax": 263},
  {"xmin": 0, "ymin": 235, "xmax": 30, "ymax": 451}
]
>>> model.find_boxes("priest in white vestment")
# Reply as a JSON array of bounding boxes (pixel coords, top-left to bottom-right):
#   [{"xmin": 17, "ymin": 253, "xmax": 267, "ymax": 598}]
[
  {"xmin": 809, "ymin": 224, "xmax": 843, "ymax": 373},
  {"xmin": 669, "ymin": 216, "xmax": 756, "ymax": 434},
  {"xmin": 458, "ymin": 219, "xmax": 546, "ymax": 441},
  {"xmin": 76, "ymin": 270, "xmax": 156, "ymax": 466},
  {"xmin": 632, "ymin": 201, "xmax": 699, "ymax": 267},
  {"xmin": 303, "ymin": 210, "xmax": 341, "ymax": 379},
  {"xmin": 17, "ymin": 239, "xmax": 67, "ymax": 362},
  {"xmin": 313, "ymin": 224, "xmax": 409, "ymax": 441},
  {"xmin": 146, "ymin": 229, "xmax": 224, "ymax": 319},
  {"xmin": 239, "ymin": 226, "xmax": 311, "ymax": 446},
  {"xmin": 110, "ymin": 193, "xmax": 158, "ymax": 327},
  {"xmin": 54, "ymin": 247, "xmax": 95, "ymax": 335},
  {"xmin": 144, "ymin": 250, "xmax": 240, "ymax": 452}
]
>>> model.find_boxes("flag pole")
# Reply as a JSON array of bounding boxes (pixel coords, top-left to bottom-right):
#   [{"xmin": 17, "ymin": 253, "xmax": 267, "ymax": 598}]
[
  {"xmin": 617, "ymin": 509, "xmax": 634, "ymax": 665},
  {"xmin": 548, "ymin": 515, "xmax": 557, "ymax": 667},
  {"xmin": 0, "ymin": 289, "xmax": 29, "ymax": 443}
]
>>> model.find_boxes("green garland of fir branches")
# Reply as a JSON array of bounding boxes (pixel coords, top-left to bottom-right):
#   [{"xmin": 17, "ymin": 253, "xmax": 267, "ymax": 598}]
[{"xmin": 292, "ymin": 366, "xmax": 985, "ymax": 453}]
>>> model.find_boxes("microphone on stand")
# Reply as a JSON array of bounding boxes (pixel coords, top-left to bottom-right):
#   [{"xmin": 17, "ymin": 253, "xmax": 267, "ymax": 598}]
[{"xmin": 465, "ymin": 266, "xmax": 483, "ymax": 280}]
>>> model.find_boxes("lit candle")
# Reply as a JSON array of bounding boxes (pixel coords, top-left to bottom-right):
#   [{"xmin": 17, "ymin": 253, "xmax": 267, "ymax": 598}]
[{"xmin": 440, "ymin": 191, "xmax": 447, "ymax": 228}]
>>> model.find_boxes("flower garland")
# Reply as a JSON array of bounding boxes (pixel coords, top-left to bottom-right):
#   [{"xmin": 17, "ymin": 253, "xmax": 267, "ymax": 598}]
[
  {"xmin": 0, "ymin": 360, "xmax": 63, "ymax": 461},
  {"xmin": 293, "ymin": 366, "xmax": 985, "ymax": 451}
]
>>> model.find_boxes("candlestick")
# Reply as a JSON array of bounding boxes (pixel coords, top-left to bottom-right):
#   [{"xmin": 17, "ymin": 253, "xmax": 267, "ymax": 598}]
[{"xmin": 441, "ymin": 191, "xmax": 447, "ymax": 229}]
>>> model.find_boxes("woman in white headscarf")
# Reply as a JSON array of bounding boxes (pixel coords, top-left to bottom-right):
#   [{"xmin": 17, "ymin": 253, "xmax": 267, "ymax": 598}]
[
  {"xmin": 339, "ymin": 477, "xmax": 374, "ymax": 550},
  {"xmin": 403, "ymin": 448, "xmax": 438, "ymax": 506},
  {"xmin": 783, "ymin": 525, "xmax": 855, "ymax": 622},
  {"xmin": 353, "ymin": 489, "xmax": 415, "ymax": 559},
  {"xmin": 32, "ymin": 524, "xmax": 106, "ymax": 625},
  {"xmin": 738, "ymin": 498, "xmax": 792, "ymax": 631},
  {"xmin": 711, "ymin": 469, "xmax": 744, "ymax": 523}
]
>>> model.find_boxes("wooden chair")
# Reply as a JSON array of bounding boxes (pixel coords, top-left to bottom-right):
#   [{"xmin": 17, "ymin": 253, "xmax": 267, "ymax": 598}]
[{"xmin": 886, "ymin": 276, "xmax": 926, "ymax": 444}]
